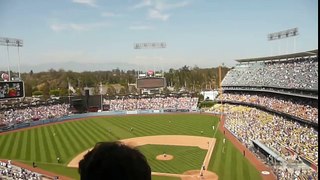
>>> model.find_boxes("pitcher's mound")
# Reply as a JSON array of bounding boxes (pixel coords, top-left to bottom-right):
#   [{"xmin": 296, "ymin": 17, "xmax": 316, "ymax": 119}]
[
  {"xmin": 182, "ymin": 170, "xmax": 218, "ymax": 180},
  {"xmin": 156, "ymin": 154, "xmax": 174, "ymax": 161}
]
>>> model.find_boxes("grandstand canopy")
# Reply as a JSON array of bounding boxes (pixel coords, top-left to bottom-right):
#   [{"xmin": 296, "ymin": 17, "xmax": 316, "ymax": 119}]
[{"xmin": 236, "ymin": 49, "xmax": 318, "ymax": 63}]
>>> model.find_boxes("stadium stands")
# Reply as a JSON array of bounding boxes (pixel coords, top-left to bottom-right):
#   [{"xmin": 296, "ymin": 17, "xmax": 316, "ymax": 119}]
[
  {"xmin": 217, "ymin": 50, "xmax": 318, "ymax": 180},
  {"xmin": 220, "ymin": 104, "xmax": 318, "ymax": 164},
  {"xmin": 217, "ymin": 92, "xmax": 318, "ymax": 123},
  {"xmin": 222, "ymin": 56, "xmax": 318, "ymax": 90},
  {"xmin": 0, "ymin": 160, "xmax": 43, "ymax": 180},
  {"xmin": 105, "ymin": 97, "xmax": 198, "ymax": 111},
  {"xmin": 213, "ymin": 104, "xmax": 318, "ymax": 180},
  {"xmin": 0, "ymin": 104, "xmax": 70, "ymax": 127},
  {"xmin": 0, "ymin": 96, "xmax": 198, "ymax": 128}
]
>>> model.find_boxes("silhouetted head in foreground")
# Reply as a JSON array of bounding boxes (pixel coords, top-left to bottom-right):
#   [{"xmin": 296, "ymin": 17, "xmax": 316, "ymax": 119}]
[{"xmin": 79, "ymin": 141, "xmax": 151, "ymax": 180}]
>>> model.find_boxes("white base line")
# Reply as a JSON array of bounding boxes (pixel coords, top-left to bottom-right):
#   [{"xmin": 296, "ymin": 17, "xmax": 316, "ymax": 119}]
[{"xmin": 199, "ymin": 121, "xmax": 220, "ymax": 176}]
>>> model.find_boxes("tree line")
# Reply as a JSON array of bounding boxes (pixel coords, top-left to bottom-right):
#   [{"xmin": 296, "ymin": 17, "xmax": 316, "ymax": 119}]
[{"xmin": 18, "ymin": 65, "xmax": 230, "ymax": 98}]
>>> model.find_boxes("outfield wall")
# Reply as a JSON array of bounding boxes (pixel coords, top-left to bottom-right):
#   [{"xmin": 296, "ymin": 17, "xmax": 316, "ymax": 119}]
[{"xmin": 0, "ymin": 109, "xmax": 198, "ymax": 133}]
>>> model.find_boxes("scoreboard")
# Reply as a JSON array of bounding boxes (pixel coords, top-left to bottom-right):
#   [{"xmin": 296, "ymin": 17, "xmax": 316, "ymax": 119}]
[
  {"xmin": 137, "ymin": 78, "xmax": 166, "ymax": 89},
  {"xmin": 0, "ymin": 81, "xmax": 25, "ymax": 99}
]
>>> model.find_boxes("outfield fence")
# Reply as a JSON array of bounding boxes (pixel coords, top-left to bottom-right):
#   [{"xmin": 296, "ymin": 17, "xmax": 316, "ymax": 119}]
[{"xmin": 0, "ymin": 109, "xmax": 198, "ymax": 133}]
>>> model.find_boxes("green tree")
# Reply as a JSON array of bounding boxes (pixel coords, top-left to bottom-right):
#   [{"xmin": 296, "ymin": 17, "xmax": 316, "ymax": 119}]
[
  {"xmin": 130, "ymin": 85, "xmax": 138, "ymax": 94},
  {"xmin": 42, "ymin": 81, "xmax": 50, "ymax": 98},
  {"xmin": 32, "ymin": 91, "xmax": 43, "ymax": 96},
  {"xmin": 107, "ymin": 86, "xmax": 116, "ymax": 96},
  {"xmin": 18, "ymin": 65, "xmax": 230, "ymax": 97},
  {"xmin": 49, "ymin": 89, "xmax": 60, "ymax": 97},
  {"xmin": 119, "ymin": 87, "xmax": 126, "ymax": 95}
]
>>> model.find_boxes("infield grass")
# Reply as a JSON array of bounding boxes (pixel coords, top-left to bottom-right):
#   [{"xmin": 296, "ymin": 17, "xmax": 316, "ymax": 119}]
[
  {"xmin": 137, "ymin": 145, "xmax": 207, "ymax": 174},
  {"xmin": 0, "ymin": 114, "xmax": 261, "ymax": 180}
]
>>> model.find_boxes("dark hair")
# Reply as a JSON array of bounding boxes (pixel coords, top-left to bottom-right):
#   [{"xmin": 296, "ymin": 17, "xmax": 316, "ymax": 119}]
[{"xmin": 79, "ymin": 141, "xmax": 151, "ymax": 180}]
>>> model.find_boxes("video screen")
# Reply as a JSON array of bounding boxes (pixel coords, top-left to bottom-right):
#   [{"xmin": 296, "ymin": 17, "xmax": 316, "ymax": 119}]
[
  {"xmin": 0, "ymin": 81, "xmax": 24, "ymax": 99},
  {"xmin": 137, "ymin": 78, "xmax": 166, "ymax": 88}
]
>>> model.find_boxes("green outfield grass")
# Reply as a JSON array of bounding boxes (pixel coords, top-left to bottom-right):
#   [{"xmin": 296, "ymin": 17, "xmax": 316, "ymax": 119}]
[
  {"xmin": 0, "ymin": 114, "xmax": 261, "ymax": 180},
  {"xmin": 138, "ymin": 145, "xmax": 207, "ymax": 174},
  {"xmin": 208, "ymin": 130, "xmax": 262, "ymax": 180}
]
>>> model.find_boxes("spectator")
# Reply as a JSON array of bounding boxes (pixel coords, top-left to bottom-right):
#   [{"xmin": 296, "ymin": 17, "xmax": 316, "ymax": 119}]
[
  {"xmin": 217, "ymin": 92, "xmax": 318, "ymax": 123},
  {"xmin": 0, "ymin": 160, "xmax": 42, "ymax": 180},
  {"xmin": 222, "ymin": 57, "xmax": 318, "ymax": 90},
  {"xmin": 78, "ymin": 141, "xmax": 151, "ymax": 180},
  {"xmin": 0, "ymin": 103, "xmax": 70, "ymax": 126},
  {"xmin": 105, "ymin": 97, "xmax": 198, "ymax": 112},
  {"xmin": 214, "ymin": 104, "xmax": 318, "ymax": 179}
]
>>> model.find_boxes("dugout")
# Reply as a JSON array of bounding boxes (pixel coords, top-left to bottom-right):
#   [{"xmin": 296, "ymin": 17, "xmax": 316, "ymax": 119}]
[{"xmin": 252, "ymin": 140, "xmax": 284, "ymax": 165}]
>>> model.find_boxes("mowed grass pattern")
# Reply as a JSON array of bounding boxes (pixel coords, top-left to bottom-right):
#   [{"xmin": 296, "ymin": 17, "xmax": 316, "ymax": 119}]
[
  {"xmin": 138, "ymin": 145, "xmax": 207, "ymax": 174},
  {"xmin": 0, "ymin": 114, "xmax": 261, "ymax": 180},
  {"xmin": 208, "ymin": 128, "xmax": 262, "ymax": 180}
]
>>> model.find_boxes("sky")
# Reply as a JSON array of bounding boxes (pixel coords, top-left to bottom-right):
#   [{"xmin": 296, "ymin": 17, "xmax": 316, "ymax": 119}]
[{"xmin": 0, "ymin": 0, "xmax": 318, "ymax": 72}]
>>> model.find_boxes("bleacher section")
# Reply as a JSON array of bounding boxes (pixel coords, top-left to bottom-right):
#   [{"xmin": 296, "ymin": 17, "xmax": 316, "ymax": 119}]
[
  {"xmin": 0, "ymin": 160, "xmax": 43, "ymax": 180},
  {"xmin": 105, "ymin": 97, "xmax": 198, "ymax": 112},
  {"xmin": 216, "ymin": 50, "xmax": 318, "ymax": 179},
  {"xmin": 222, "ymin": 56, "xmax": 318, "ymax": 90}
]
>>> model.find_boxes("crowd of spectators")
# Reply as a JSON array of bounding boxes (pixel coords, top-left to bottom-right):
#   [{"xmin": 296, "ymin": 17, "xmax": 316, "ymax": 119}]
[
  {"xmin": 0, "ymin": 104, "xmax": 70, "ymax": 127},
  {"xmin": 273, "ymin": 166, "xmax": 318, "ymax": 180},
  {"xmin": 214, "ymin": 104, "xmax": 318, "ymax": 179},
  {"xmin": 105, "ymin": 97, "xmax": 198, "ymax": 111},
  {"xmin": 0, "ymin": 97, "xmax": 198, "ymax": 127},
  {"xmin": 0, "ymin": 160, "xmax": 42, "ymax": 180},
  {"xmin": 217, "ymin": 92, "xmax": 318, "ymax": 123},
  {"xmin": 222, "ymin": 57, "xmax": 318, "ymax": 90}
]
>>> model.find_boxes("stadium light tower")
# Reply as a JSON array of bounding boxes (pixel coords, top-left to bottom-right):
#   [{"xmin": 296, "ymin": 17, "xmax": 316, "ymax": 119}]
[
  {"xmin": 133, "ymin": 42, "xmax": 167, "ymax": 96},
  {"xmin": 133, "ymin": 42, "xmax": 167, "ymax": 71},
  {"xmin": 267, "ymin": 28, "xmax": 298, "ymax": 55},
  {"xmin": 0, "ymin": 37, "xmax": 23, "ymax": 81},
  {"xmin": 133, "ymin": 42, "xmax": 167, "ymax": 76},
  {"xmin": 134, "ymin": 42, "xmax": 166, "ymax": 49}
]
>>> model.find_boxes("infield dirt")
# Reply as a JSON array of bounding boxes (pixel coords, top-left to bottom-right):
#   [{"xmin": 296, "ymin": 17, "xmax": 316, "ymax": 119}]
[{"xmin": 68, "ymin": 135, "xmax": 218, "ymax": 180}]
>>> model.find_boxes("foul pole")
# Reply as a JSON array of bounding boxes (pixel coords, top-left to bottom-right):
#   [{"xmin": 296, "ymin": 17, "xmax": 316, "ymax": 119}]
[
  {"xmin": 219, "ymin": 65, "xmax": 223, "ymax": 121},
  {"xmin": 100, "ymin": 82, "xmax": 103, "ymax": 111}
]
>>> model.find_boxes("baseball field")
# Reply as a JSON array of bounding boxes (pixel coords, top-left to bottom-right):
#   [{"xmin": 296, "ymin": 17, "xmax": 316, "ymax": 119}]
[{"xmin": 0, "ymin": 114, "xmax": 262, "ymax": 180}]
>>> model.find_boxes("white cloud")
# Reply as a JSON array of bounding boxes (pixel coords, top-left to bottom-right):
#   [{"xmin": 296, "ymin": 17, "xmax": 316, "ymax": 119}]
[
  {"xmin": 101, "ymin": 11, "xmax": 123, "ymax": 17},
  {"xmin": 129, "ymin": 25, "xmax": 154, "ymax": 30},
  {"xmin": 132, "ymin": 0, "xmax": 190, "ymax": 10},
  {"xmin": 132, "ymin": 0, "xmax": 152, "ymax": 9},
  {"xmin": 50, "ymin": 24, "xmax": 66, "ymax": 32},
  {"xmin": 131, "ymin": 0, "xmax": 190, "ymax": 21},
  {"xmin": 72, "ymin": 0, "xmax": 97, "ymax": 7},
  {"xmin": 50, "ymin": 22, "xmax": 109, "ymax": 32},
  {"xmin": 148, "ymin": 9, "xmax": 170, "ymax": 21},
  {"xmin": 101, "ymin": 12, "xmax": 116, "ymax": 17},
  {"xmin": 154, "ymin": 1, "xmax": 190, "ymax": 11},
  {"xmin": 69, "ymin": 23, "xmax": 89, "ymax": 31}
]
